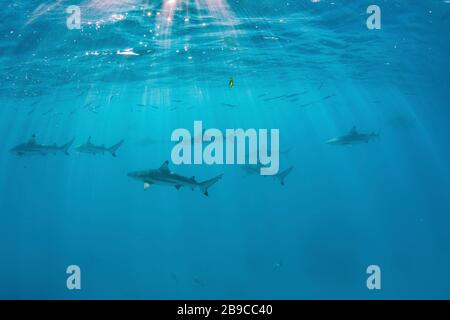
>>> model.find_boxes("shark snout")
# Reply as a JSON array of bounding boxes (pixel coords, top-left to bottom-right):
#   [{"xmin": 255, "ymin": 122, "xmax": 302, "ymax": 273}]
[
  {"xmin": 9, "ymin": 147, "xmax": 20, "ymax": 155},
  {"xmin": 326, "ymin": 138, "xmax": 338, "ymax": 145},
  {"xmin": 127, "ymin": 171, "xmax": 140, "ymax": 180}
]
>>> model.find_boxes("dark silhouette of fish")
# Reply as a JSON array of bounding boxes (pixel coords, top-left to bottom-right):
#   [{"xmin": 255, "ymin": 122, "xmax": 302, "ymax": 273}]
[
  {"xmin": 222, "ymin": 103, "xmax": 238, "ymax": 108},
  {"xmin": 285, "ymin": 91, "xmax": 307, "ymax": 99},
  {"xmin": 264, "ymin": 95, "xmax": 285, "ymax": 102},
  {"xmin": 298, "ymin": 102, "xmax": 315, "ymax": 108},
  {"xmin": 137, "ymin": 104, "xmax": 158, "ymax": 109},
  {"xmin": 193, "ymin": 277, "xmax": 206, "ymax": 287},
  {"xmin": 108, "ymin": 93, "xmax": 119, "ymax": 103},
  {"xmin": 42, "ymin": 108, "xmax": 54, "ymax": 115},
  {"xmin": 322, "ymin": 94, "xmax": 336, "ymax": 100}
]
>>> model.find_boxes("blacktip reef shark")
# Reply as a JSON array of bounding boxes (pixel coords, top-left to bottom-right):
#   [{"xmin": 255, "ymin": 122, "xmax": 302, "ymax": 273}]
[
  {"xmin": 127, "ymin": 160, "xmax": 223, "ymax": 196},
  {"xmin": 10, "ymin": 134, "xmax": 75, "ymax": 156},
  {"xmin": 75, "ymin": 137, "xmax": 124, "ymax": 157},
  {"xmin": 242, "ymin": 164, "xmax": 294, "ymax": 186},
  {"xmin": 326, "ymin": 126, "xmax": 379, "ymax": 146}
]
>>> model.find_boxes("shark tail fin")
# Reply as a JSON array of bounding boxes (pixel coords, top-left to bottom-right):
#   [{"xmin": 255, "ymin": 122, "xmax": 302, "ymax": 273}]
[
  {"xmin": 61, "ymin": 137, "xmax": 75, "ymax": 155},
  {"xmin": 275, "ymin": 166, "xmax": 294, "ymax": 186},
  {"xmin": 199, "ymin": 174, "xmax": 223, "ymax": 197},
  {"xmin": 109, "ymin": 140, "xmax": 124, "ymax": 157}
]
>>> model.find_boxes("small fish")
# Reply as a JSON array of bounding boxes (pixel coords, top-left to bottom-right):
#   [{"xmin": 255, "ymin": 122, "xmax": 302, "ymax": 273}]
[
  {"xmin": 285, "ymin": 93, "xmax": 301, "ymax": 99},
  {"xmin": 228, "ymin": 78, "xmax": 234, "ymax": 89},
  {"xmin": 108, "ymin": 93, "xmax": 119, "ymax": 103},
  {"xmin": 322, "ymin": 94, "xmax": 336, "ymax": 100},
  {"xmin": 222, "ymin": 103, "xmax": 238, "ymax": 108},
  {"xmin": 273, "ymin": 261, "xmax": 283, "ymax": 272},
  {"xmin": 42, "ymin": 108, "xmax": 54, "ymax": 115},
  {"xmin": 264, "ymin": 95, "xmax": 285, "ymax": 102},
  {"xmin": 298, "ymin": 102, "xmax": 314, "ymax": 108},
  {"xmin": 172, "ymin": 99, "xmax": 182, "ymax": 103},
  {"xmin": 27, "ymin": 108, "xmax": 36, "ymax": 115},
  {"xmin": 193, "ymin": 277, "xmax": 205, "ymax": 287},
  {"xmin": 87, "ymin": 105, "xmax": 100, "ymax": 114},
  {"xmin": 117, "ymin": 49, "xmax": 139, "ymax": 56}
]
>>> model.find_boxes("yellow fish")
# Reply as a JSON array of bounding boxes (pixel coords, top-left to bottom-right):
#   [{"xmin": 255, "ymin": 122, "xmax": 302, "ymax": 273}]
[{"xmin": 228, "ymin": 78, "xmax": 234, "ymax": 89}]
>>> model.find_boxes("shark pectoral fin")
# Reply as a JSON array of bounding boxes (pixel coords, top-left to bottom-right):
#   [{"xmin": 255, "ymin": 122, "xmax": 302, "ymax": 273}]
[
  {"xmin": 144, "ymin": 182, "xmax": 151, "ymax": 190},
  {"xmin": 175, "ymin": 185, "xmax": 182, "ymax": 190}
]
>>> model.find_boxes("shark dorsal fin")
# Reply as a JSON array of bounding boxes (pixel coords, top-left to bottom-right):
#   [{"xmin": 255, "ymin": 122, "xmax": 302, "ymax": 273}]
[
  {"xmin": 28, "ymin": 134, "xmax": 36, "ymax": 144},
  {"xmin": 87, "ymin": 136, "xmax": 91, "ymax": 144},
  {"xmin": 191, "ymin": 176, "xmax": 196, "ymax": 181},
  {"xmin": 349, "ymin": 126, "xmax": 357, "ymax": 135},
  {"xmin": 159, "ymin": 160, "xmax": 170, "ymax": 172}
]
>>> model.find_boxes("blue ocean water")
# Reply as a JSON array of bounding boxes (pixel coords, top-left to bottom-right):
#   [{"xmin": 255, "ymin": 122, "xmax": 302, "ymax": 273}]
[{"xmin": 0, "ymin": 0, "xmax": 449, "ymax": 299}]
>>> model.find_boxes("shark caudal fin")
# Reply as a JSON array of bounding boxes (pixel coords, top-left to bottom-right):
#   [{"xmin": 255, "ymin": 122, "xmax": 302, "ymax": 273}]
[
  {"xmin": 109, "ymin": 140, "xmax": 124, "ymax": 157},
  {"xmin": 199, "ymin": 174, "xmax": 223, "ymax": 196},
  {"xmin": 60, "ymin": 138, "xmax": 75, "ymax": 155},
  {"xmin": 275, "ymin": 166, "xmax": 293, "ymax": 186}
]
